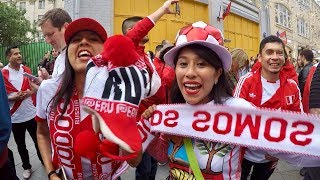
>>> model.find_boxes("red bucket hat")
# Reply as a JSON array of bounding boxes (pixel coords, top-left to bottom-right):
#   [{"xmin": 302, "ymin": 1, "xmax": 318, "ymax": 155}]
[
  {"xmin": 164, "ymin": 21, "xmax": 232, "ymax": 71},
  {"xmin": 64, "ymin": 18, "xmax": 108, "ymax": 44}
]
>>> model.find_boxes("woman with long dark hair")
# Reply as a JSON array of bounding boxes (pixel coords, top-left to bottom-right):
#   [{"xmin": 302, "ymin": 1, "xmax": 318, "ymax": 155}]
[{"xmin": 35, "ymin": 18, "xmax": 127, "ymax": 180}]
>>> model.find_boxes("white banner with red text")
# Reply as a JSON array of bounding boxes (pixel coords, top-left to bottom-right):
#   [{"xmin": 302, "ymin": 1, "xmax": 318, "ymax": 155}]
[{"xmin": 138, "ymin": 104, "xmax": 320, "ymax": 157}]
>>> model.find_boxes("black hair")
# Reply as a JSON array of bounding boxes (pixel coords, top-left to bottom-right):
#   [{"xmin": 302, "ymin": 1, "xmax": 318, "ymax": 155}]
[
  {"xmin": 147, "ymin": 50, "xmax": 154, "ymax": 60},
  {"xmin": 122, "ymin": 16, "xmax": 143, "ymax": 35},
  {"xmin": 5, "ymin": 45, "xmax": 18, "ymax": 57},
  {"xmin": 170, "ymin": 44, "xmax": 233, "ymax": 104},
  {"xmin": 300, "ymin": 49, "xmax": 314, "ymax": 62},
  {"xmin": 159, "ymin": 45, "xmax": 174, "ymax": 62},
  {"xmin": 155, "ymin": 45, "xmax": 163, "ymax": 53},
  {"xmin": 51, "ymin": 46, "xmax": 75, "ymax": 115}
]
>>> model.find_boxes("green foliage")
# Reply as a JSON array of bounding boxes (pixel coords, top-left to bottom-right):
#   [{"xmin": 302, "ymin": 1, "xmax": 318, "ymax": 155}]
[{"xmin": 0, "ymin": 2, "xmax": 35, "ymax": 46}]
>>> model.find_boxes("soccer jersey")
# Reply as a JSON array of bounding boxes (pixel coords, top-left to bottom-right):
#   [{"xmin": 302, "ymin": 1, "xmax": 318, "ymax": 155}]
[{"xmin": 234, "ymin": 67, "xmax": 303, "ymax": 163}]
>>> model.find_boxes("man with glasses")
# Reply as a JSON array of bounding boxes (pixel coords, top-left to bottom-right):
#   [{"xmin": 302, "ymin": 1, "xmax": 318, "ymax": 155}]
[{"xmin": 39, "ymin": 8, "xmax": 72, "ymax": 78}]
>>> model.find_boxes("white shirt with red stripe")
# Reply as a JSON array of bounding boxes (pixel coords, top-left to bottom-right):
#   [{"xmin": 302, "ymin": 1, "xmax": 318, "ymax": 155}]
[
  {"xmin": 4, "ymin": 65, "xmax": 35, "ymax": 123},
  {"xmin": 36, "ymin": 77, "xmax": 128, "ymax": 179}
]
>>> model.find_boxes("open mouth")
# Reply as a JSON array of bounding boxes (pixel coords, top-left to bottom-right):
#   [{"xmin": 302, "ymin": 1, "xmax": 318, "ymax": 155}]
[
  {"xmin": 78, "ymin": 50, "xmax": 93, "ymax": 58},
  {"xmin": 184, "ymin": 83, "xmax": 202, "ymax": 94}
]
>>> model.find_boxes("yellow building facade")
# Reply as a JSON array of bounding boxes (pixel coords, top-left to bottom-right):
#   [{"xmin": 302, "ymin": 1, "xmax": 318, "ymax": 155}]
[
  {"xmin": 114, "ymin": 0, "xmax": 260, "ymax": 58},
  {"xmin": 114, "ymin": 0, "xmax": 209, "ymax": 52},
  {"xmin": 224, "ymin": 13, "xmax": 260, "ymax": 58}
]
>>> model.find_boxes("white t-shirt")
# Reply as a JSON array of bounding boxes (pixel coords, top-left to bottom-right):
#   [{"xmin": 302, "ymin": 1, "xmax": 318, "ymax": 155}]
[
  {"xmin": 5, "ymin": 65, "xmax": 36, "ymax": 123},
  {"xmin": 244, "ymin": 76, "xmax": 281, "ymax": 163},
  {"xmin": 51, "ymin": 48, "xmax": 66, "ymax": 78}
]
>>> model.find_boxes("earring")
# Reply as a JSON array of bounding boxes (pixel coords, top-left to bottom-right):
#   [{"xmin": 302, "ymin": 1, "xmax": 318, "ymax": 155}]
[{"xmin": 214, "ymin": 80, "xmax": 218, "ymax": 85}]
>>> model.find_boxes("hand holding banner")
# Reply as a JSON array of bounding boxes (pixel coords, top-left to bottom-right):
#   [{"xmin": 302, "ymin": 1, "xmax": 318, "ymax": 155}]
[{"xmin": 144, "ymin": 104, "xmax": 320, "ymax": 158}]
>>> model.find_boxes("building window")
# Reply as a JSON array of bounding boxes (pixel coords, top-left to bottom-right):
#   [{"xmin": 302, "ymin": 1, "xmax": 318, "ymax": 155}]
[
  {"xmin": 38, "ymin": 0, "xmax": 45, "ymax": 9},
  {"xmin": 275, "ymin": 4, "xmax": 291, "ymax": 28},
  {"xmin": 19, "ymin": 2, "xmax": 26, "ymax": 11},
  {"xmin": 297, "ymin": 18, "xmax": 308, "ymax": 37},
  {"xmin": 38, "ymin": 15, "xmax": 44, "ymax": 22},
  {"xmin": 297, "ymin": 0, "xmax": 310, "ymax": 10}
]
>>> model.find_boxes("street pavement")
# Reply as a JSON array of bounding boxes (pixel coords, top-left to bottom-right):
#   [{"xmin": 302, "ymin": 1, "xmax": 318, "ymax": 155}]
[{"xmin": 8, "ymin": 132, "xmax": 303, "ymax": 180}]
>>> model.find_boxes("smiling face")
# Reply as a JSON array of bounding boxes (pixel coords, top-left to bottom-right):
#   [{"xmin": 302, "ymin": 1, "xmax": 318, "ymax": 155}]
[
  {"xmin": 7, "ymin": 48, "xmax": 22, "ymax": 68},
  {"xmin": 175, "ymin": 47, "xmax": 222, "ymax": 105},
  {"xmin": 259, "ymin": 42, "xmax": 285, "ymax": 81},
  {"xmin": 67, "ymin": 31, "xmax": 104, "ymax": 73}
]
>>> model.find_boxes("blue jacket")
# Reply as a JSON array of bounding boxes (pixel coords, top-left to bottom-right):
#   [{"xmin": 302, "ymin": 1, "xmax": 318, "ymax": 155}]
[{"xmin": 0, "ymin": 72, "xmax": 11, "ymax": 154}]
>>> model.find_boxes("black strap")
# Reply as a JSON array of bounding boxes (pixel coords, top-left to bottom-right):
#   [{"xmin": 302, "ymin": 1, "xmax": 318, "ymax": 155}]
[{"xmin": 48, "ymin": 170, "xmax": 57, "ymax": 179}]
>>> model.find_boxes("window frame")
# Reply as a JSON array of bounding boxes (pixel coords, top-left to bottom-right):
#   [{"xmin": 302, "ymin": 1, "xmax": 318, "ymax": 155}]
[
  {"xmin": 38, "ymin": 0, "xmax": 45, "ymax": 9},
  {"xmin": 275, "ymin": 4, "xmax": 291, "ymax": 29}
]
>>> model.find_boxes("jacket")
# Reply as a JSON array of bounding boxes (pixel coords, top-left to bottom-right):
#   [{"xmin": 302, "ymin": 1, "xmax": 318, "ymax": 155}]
[
  {"xmin": 298, "ymin": 62, "xmax": 313, "ymax": 95},
  {"xmin": 234, "ymin": 67, "xmax": 302, "ymax": 112}
]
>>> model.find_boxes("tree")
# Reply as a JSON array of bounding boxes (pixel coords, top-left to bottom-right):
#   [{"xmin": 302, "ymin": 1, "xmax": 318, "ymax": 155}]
[{"xmin": 0, "ymin": 2, "xmax": 35, "ymax": 46}]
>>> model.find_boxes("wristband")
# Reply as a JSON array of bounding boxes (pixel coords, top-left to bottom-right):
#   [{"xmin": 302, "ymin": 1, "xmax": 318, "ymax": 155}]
[{"xmin": 48, "ymin": 170, "xmax": 57, "ymax": 179}]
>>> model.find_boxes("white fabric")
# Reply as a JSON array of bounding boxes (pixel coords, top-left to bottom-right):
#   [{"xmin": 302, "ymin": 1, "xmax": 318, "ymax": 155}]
[
  {"xmin": 245, "ymin": 76, "xmax": 281, "ymax": 163},
  {"xmin": 51, "ymin": 48, "xmax": 66, "ymax": 78},
  {"xmin": 5, "ymin": 65, "xmax": 35, "ymax": 123},
  {"xmin": 261, "ymin": 77, "xmax": 280, "ymax": 105},
  {"xmin": 36, "ymin": 77, "xmax": 129, "ymax": 179},
  {"xmin": 149, "ymin": 100, "xmax": 320, "ymax": 159},
  {"xmin": 35, "ymin": 77, "xmax": 61, "ymax": 120}
]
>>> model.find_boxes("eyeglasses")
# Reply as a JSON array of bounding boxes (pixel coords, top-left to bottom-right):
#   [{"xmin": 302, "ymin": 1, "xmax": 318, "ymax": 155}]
[{"xmin": 43, "ymin": 31, "xmax": 56, "ymax": 40}]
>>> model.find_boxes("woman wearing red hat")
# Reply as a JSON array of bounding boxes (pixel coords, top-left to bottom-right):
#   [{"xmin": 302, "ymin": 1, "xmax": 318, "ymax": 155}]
[{"xmin": 35, "ymin": 18, "xmax": 110, "ymax": 180}]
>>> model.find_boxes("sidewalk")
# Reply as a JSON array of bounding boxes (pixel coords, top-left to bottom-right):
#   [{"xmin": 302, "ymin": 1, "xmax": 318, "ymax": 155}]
[{"xmin": 9, "ymin": 132, "xmax": 303, "ymax": 180}]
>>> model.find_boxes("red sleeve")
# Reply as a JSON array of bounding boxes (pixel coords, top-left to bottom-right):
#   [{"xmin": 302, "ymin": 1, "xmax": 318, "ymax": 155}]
[
  {"xmin": 126, "ymin": 17, "xmax": 154, "ymax": 47},
  {"xmin": 35, "ymin": 115, "xmax": 46, "ymax": 122},
  {"xmin": 292, "ymin": 85, "xmax": 304, "ymax": 113},
  {"xmin": 22, "ymin": 65, "xmax": 32, "ymax": 74},
  {"xmin": 147, "ymin": 134, "xmax": 169, "ymax": 163},
  {"xmin": 162, "ymin": 66, "xmax": 175, "ymax": 90},
  {"xmin": 302, "ymin": 66, "xmax": 316, "ymax": 113}
]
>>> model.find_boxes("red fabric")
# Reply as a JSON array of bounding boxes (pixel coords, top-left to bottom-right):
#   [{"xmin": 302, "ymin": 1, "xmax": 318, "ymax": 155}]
[
  {"xmin": 251, "ymin": 61, "xmax": 298, "ymax": 83},
  {"xmin": 99, "ymin": 35, "xmax": 140, "ymax": 67},
  {"xmin": 235, "ymin": 67, "xmax": 302, "ymax": 112},
  {"xmin": 222, "ymin": 2, "xmax": 232, "ymax": 20},
  {"xmin": 302, "ymin": 64, "xmax": 317, "ymax": 113},
  {"xmin": 125, "ymin": 17, "xmax": 167, "ymax": 117},
  {"xmin": 153, "ymin": 57, "xmax": 175, "ymax": 102},
  {"xmin": 1, "ymin": 65, "xmax": 35, "ymax": 115},
  {"xmin": 74, "ymin": 130, "xmax": 99, "ymax": 160},
  {"xmin": 0, "ymin": 146, "xmax": 8, "ymax": 168}
]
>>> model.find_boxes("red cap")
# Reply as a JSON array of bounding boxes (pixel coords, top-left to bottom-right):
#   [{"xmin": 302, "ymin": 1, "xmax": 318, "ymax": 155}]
[{"xmin": 64, "ymin": 18, "xmax": 108, "ymax": 44}]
